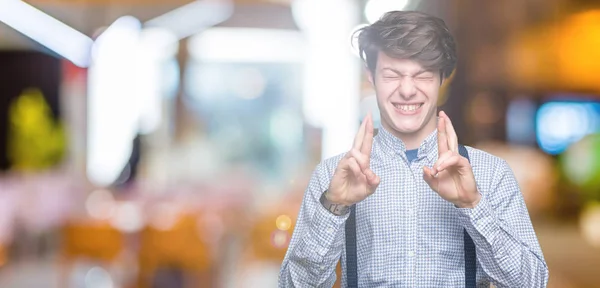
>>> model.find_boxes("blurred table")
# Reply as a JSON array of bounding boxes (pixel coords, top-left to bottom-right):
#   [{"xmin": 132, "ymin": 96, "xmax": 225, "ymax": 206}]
[{"xmin": 534, "ymin": 219, "xmax": 600, "ymax": 288}]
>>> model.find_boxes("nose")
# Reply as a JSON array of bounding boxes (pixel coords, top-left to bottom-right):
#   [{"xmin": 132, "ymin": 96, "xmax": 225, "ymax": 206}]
[{"xmin": 398, "ymin": 77, "xmax": 417, "ymax": 99}]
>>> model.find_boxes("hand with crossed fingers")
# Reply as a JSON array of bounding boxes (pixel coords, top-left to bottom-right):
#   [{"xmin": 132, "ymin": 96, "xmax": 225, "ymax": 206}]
[
  {"xmin": 326, "ymin": 111, "xmax": 480, "ymax": 209},
  {"xmin": 423, "ymin": 111, "xmax": 480, "ymax": 208},
  {"xmin": 326, "ymin": 113, "xmax": 380, "ymax": 206}
]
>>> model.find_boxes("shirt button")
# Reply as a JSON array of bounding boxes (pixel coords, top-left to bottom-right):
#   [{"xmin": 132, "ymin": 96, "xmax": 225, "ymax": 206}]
[
  {"xmin": 326, "ymin": 228, "xmax": 334, "ymax": 233},
  {"xmin": 408, "ymin": 251, "xmax": 415, "ymax": 257}
]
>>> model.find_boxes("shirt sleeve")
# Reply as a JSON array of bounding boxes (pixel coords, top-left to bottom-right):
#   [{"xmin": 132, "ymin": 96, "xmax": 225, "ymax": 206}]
[
  {"xmin": 279, "ymin": 162, "xmax": 349, "ymax": 288},
  {"xmin": 456, "ymin": 159, "xmax": 549, "ymax": 288}
]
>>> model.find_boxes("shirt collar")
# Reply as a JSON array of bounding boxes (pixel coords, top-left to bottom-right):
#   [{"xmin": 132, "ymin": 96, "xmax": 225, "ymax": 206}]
[{"xmin": 375, "ymin": 125, "xmax": 439, "ymax": 162}]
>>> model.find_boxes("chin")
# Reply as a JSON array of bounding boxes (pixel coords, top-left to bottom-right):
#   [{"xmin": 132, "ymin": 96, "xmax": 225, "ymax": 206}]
[{"xmin": 390, "ymin": 121, "xmax": 424, "ymax": 135}]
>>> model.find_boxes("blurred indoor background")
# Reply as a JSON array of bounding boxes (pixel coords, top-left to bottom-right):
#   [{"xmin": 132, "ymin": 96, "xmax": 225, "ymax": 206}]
[{"xmin": 0, "ymin": 0, "xmax": 599, "ymax": 287}]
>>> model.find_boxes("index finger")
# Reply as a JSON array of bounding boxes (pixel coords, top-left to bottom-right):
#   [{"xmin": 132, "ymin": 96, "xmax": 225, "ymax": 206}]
[
  {"xmin": 437, "ymin": 113, "xmax": 449, "ymax": 156},
  {"xmin": 353, "ymin": 115, "xmax": 368, "ymax": 150},
  {"xmin": 440, "ymin": 111, "xmax": 458, "ymax": 152},
  {"xmin": 361, "ymin": 113, "xmax": 374, "ymax": 157}
]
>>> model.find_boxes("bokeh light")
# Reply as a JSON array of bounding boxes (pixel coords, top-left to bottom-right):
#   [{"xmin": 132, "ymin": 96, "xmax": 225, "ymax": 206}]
[
  {"xmin": 275, "ymin": 215, "xmax": 292, "ymax": 231},
  {"xmin": 85, "ymin": 189, "xmax": 116, "ymax": 220},
  {"xmin": 536, "ymin": 101, "xmax": 600, "ymax": 155},
  {"xmin": 271, "ymin": 230, "xmax": 289, "ymax": 249},
  {"xmin": 580, "ymin": 203, "xmax": 600, "ymax": 249},
  {"xmin": 109, "ymin": 202, "xmax": 144, "ymax": 233},
  {"xmin": 148, "ymin": 202, "xmax": 181, "ymax": 231},
  {"xmin": 561, "ymin": 134, "xmax": 600, "ymax": 195},
  {"xmin": 84, "ymin": 266, "xmax": 114, "ymax": 288},
  {"xmin": 469, "ymin": 92, "xmax": 501, "ymax": 125},
  {"xmin": 231, "ymin": 67, "xmax": 266, "ymax": 100}
]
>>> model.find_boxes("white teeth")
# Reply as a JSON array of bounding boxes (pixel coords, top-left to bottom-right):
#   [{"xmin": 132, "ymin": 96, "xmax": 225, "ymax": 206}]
[{"xmin": 394, "ymin": 103, "xmax": 422, "ymax": 111}]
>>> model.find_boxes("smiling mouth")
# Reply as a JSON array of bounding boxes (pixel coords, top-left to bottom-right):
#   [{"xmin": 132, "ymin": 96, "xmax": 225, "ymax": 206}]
[{"xmin": 392, "ymin": 103, "xmax": 424, "ymax": 112}]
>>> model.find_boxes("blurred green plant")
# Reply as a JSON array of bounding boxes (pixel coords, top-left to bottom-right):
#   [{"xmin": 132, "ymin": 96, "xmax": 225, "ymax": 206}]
[
  {"xmin": 560, "ymin": 133, "xmax": 600, "ymax": 202},
  {"xmin": 7, "ymin": 88, "xmax": 66, "ymax": 171}
]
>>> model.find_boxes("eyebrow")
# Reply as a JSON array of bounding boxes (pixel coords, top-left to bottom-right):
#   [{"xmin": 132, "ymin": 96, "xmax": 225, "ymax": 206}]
[{"xmin": 380, "ymin": 67, "xmax": 432, "ymax": 77}]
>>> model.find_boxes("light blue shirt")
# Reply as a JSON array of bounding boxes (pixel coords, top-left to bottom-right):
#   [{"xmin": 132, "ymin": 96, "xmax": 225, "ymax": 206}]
[{"xmin": 279, "ymin": 127, "xmax": 548, "ymax": 287}]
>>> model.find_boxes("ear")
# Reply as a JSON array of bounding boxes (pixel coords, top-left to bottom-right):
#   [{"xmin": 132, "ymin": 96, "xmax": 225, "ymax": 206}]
[{"xmin": 440, "ymin": 69, "xmax": 455, "ymax": 86}]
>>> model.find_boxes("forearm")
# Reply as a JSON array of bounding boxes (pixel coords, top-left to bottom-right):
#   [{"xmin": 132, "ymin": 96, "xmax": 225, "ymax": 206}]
[
  {"xmin": 279, "ymin": 204, "xmax": 348, "ymax": 287},
  {"xmin": 457, "ymin": 193, "xmax": 549, "ymax": 287}
]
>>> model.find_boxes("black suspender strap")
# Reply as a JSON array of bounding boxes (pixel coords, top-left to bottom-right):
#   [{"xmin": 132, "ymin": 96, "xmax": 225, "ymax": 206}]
[
  {"xmin": 344, "ymin": 144, "xmax": 476, "ymax": 288},
  {"xmin": 458, "ymin": 144, "xmax": 477, "ymax": 288},
  {"xmin": 344, "ymin": 205, "xmax": 358, "ymax": 288}
]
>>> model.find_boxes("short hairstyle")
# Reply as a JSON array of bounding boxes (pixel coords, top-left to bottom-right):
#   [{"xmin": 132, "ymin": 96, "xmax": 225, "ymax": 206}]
[{"xmin": 356, "ymin": 11, "xmax": 457, "ymax": 79}]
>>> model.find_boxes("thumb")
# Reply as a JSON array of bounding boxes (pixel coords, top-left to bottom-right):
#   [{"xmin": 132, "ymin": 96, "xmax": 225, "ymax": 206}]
[
  {"xmin": 423, "ymin": 166, "xmax": 437, "ymax": 191},
  {"xmin": 365, "ymin": 169, "xmax": 380, "ymax": 193}
]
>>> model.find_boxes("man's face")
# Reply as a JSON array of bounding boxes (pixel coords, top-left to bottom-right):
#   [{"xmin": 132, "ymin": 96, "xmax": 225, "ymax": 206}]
[{"xmin": 369, "ymin": 51, "xmax": 442, "ymax": 137}]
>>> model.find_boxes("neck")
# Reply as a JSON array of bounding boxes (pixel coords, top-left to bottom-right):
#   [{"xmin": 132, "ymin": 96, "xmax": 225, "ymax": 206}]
[{"xmin": 381, "ymin": 115, "xmax": 437, "ymax": 150}]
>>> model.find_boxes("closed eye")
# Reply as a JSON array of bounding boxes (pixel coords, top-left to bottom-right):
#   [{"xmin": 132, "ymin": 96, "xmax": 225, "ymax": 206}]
[
  {"xmin": 414, "ymin": 70, "xmax": 435, "ymax": 81},
  {"xmin": 382, "ymin": 76, "xmax": 400, "ymax": 81},
  {"xmin": 415, "ymin": 76, "xmax": 434, "ymax": 81}
]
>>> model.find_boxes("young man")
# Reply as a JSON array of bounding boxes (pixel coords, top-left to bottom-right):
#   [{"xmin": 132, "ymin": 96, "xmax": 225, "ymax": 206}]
[{"xmin": 279, "ymin": 11, "xmax": 548, "ymax": 288}]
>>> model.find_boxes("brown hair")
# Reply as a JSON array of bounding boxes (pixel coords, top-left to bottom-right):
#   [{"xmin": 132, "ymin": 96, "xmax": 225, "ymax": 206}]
[{"xmin": 355, "ymin": 11, "xmax": 457, "ymax": 79}]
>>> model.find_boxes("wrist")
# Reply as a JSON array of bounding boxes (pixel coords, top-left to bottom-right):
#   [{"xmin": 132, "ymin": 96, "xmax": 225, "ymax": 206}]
[
  {"xmin": 320, "ymin": 190, "xmax": 351, "ymax": 216},
  {"xmin": 455, "ymin": 193, "xmax": 481, "ymax": 208},
  {"xmin": 324, "ymin": 189, "xmax": 352, "ymax": 206}
]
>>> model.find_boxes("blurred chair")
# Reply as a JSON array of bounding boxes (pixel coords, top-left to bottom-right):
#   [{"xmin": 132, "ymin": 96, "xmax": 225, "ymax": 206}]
[
  {"xmin": 59, "ymin": 220, "xmax": 125, "ymax": 286},
  {"xmin": 233, "ymin": 209, "xmax": 296, "ymax": 287},
  {"xmin": 0, "ymin": 243, "xmax": 6, "ymax": 268},
  {"xmin": 247, "ymin": 214, "xmax": 294, "ymax": 262},
  {"xmin": 335, "ymin": 261, "xmax": 341, "ymax": 288},
  {"xmin": 244, "ymin": 189, "xmax": 304, "ymax": 262},
  {"xmin": 137, "ymin": 213, "xmax": 213, "ymax": 288},
  {"xmin": 238, "ymin": 212, "xmax": 340, "ymax": 287}
]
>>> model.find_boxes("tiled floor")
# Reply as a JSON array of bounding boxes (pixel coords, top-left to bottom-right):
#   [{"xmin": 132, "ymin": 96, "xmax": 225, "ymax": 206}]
[{"xmin": 0, "ymin": 220, "xmax": 598, "ymax": 288}]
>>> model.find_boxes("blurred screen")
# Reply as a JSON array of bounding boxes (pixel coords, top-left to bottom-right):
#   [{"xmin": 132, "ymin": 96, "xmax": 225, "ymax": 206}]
[
  {"xmin": 186, "ymin": 61, "xmax": 305, "ymax": 180},
  {"xmin": 535, "ymin": 96, "xmax": 600, "ymax": 155}
]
